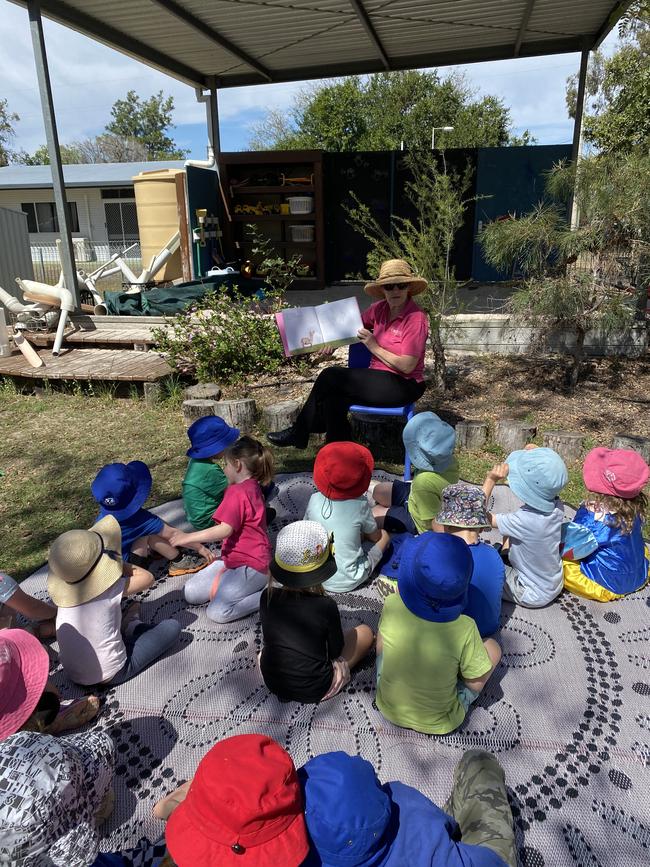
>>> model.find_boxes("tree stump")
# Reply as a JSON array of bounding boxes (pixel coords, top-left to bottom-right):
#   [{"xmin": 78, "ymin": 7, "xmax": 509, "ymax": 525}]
[
  {"xmin": 184, "ymin": 383, "xmax": 222, "ymax": 402},
  {"xmin": 350, "ymin": 413, "xmax": 406, "ymax": 464},
  {"xmin": 182, "ymin": 399, "xmax": 218, "ymax": 426},
  {"xmin": 494, "ymin": 419, "xmax": 537, "ymax": 453},
  {"xmin": 543, "ymin": 430, "xmax": 585, "ymax": 463},
  {"xmin": 611, "ymin": 434, "xmax": 650, "ymax": 463},
  {"xmin": 214, "ymin": 398, "xmax": 256, "ymax": 433},
  {"xmin": 456, "ymin": 420, "xmax": 488, "ymax": 451},
  {"xmin": 262, "ymin": 400, "xmax": 301, "ymax": 432}
]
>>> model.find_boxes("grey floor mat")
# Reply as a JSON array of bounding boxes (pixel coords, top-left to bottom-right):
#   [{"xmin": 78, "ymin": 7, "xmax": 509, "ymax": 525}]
[{"xmin": 20, "ymin": 473, "xmax": 650, "ymax": 866}]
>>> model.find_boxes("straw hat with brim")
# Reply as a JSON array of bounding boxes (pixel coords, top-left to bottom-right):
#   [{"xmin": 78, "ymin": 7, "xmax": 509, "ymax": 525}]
[
  {"xmin": 270, "ymin": 521, "xmax": 337, "ymax": 588},
  {"xmin": 397, "ymin": 532, "xmax": 473, "ymax": 623},
  {"xmin": 165, "ymin": 734, "xmax": 309, "ymax": 867},
  {"xmin": 91, "ymin": 460, "xmax": 153, "ymax": 521},
  {"xmin": 0, "ymin": 629, "xmax": 50, "ymax": 741},
  {"xmin": 47, "ymin": 515, "xmax": 123, "ymax": 608},
  {"xmin": 363, "ymin": 259, "xmax": 428, "ymax": 298}
]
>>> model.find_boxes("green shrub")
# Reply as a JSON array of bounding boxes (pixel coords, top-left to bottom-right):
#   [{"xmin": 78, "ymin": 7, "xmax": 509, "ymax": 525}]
[{"xmin": 152, "ymin": 288, "xmax": 289, "ymax": 383}]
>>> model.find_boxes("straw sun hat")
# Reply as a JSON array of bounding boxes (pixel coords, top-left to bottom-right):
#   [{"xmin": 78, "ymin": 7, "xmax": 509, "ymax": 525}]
[
  {"xmin": 363, "ymin": 259, "xmax": 428, "ymax": 299},
  {"xmin": 47, "ymin": 515, "xmax": 123, "ymax": 608}
]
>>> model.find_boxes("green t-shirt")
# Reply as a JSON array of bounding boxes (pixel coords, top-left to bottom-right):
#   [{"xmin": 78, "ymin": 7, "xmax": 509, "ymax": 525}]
[
  {"xmin": 376, "ymin": 593, "xmax": 491, "ymax": 735},
  {"xmin": 182, "ymin": 458, "xmax": 228, "ymax": 530},
  {"xmin": 408, "ymin": 459, "xmax": 460, "ymax": 534}
]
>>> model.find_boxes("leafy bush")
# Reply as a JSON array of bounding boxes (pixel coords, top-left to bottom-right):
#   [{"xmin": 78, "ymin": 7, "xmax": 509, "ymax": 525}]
[{"xmin": 152, "ymin": 288, "xmax": 288, "ymax": 383}]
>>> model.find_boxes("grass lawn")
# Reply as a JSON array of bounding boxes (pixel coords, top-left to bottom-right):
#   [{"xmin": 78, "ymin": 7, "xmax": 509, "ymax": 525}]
[{"xmin": 0, "ymin": 381, "xmax": 593, "ymax": 580}]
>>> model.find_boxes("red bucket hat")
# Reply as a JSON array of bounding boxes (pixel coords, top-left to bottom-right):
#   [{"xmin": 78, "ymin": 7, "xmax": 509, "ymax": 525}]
[
  {"xmin": 165, "ymin": 734, "xmax": 309, "ymax": 867},
  {"xmin": 583, "ymin": 447, "xmax": 650, "ymax": 499},
  {"xmin": 313, "ymin": 442, "xmax": 374, "ymax": 501}
]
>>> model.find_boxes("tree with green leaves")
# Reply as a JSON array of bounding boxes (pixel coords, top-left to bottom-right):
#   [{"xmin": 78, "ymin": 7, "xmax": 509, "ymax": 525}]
[
  {"xmin": 249, "ymin": 71, "xmax": 533, "ymax": 151},
  {"xmin": 566, "ymin": 1, "xmax": 649, "ymax": 154},
  {"xmin": 105, "ymin": 90, "xmax": 188, "ymax": 160},
  {"xmin": 0, "ymin": 99, "xmax": 19, "ymax": 167}
]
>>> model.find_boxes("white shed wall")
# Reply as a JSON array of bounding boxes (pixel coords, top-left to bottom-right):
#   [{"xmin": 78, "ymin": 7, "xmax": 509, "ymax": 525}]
[{"xmin": 0, "ymin": 187, "xmax": 109, "ymax": 248}]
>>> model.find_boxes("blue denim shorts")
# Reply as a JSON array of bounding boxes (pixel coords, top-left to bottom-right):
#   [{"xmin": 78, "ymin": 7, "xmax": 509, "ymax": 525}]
[{"xmin": 457, "ymin": 681, "xmax": 481, "ymax": 712}]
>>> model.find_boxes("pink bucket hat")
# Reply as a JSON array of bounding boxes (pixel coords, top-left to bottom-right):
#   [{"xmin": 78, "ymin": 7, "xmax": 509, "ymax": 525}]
[
  {"xmin": 583, "ymin": 447, "xmax": 650, "ymax": 499},
  {"xmin": 0, "ymin": 628, "xmax": 50, "ymax": 740}
]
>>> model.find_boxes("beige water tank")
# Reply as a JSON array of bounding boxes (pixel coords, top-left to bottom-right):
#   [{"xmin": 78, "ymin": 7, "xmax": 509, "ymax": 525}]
[{"xmin": 132, "ymin": 168, "xmax": 185, "ymax": 281}]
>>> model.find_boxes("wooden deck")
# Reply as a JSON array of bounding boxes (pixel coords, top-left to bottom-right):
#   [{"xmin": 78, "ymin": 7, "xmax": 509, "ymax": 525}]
[
  {"xmin": 21, "ymin": 314, "xmax": 168, "ymax": 349},
  {"xmin": 0, "ymin": 346, "xmax": 172, "ymax": 382}
]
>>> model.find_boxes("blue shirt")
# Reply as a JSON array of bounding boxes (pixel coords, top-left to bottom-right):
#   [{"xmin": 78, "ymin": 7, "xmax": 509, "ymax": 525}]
[
  {"xmin": 463, "ymin": 542, "xmax": 505, "ymax": 637},
  {"xmin": 573, "ymin": 506, "xmax": 648, "ymax": 595},
  {"xmin": 97, "ymin": 508, "xmax": 164, "ymax": 559}
]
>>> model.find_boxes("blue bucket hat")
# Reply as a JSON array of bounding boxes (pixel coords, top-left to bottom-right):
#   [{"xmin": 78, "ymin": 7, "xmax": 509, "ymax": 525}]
[
  {"xmin": 397, "ymin": 532, "xmax": 473, "ymax": 623},
  {"xmin": 402, "ymin": 412, "xmax": 455, "ymax": 473},
  {"xmin": 91, "ymin": 461, "xmax": 153, "ymax": 521},
  {"xmin": 186, "ymin": 415, "xmax": 239, "ymax": 459},
  {"xmin": 299, "ymin": 752, "xmax": 393, "ymax": 866},
  {"xmin": 506, "ymin": 447, "xmax": 568, "ymax": 514}
]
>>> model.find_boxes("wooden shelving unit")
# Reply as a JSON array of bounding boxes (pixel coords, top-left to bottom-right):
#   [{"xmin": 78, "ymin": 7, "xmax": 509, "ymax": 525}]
[{"xmin": 219, "ymin": 150, "xmax": 325, "ymax": 289}]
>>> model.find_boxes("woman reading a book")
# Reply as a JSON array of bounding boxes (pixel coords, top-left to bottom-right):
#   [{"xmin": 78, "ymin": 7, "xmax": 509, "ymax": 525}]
[{"xmin": 268, "ymin": 259, "xmax": 429, "ymax": 448}]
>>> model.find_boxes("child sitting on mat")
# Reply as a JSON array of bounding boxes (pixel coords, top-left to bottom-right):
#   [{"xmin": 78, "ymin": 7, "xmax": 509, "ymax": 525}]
[
  {"xmin": 49, "ymin": 515, "xmax": 181, "ymax": 686},
  {"xmin": 563, "ymin": 447, "xmax": 649, "ymax": 602},
  {"xmin": 92, "ymin": 461, "xmax": 212, "ymax": 577},
  {"xmin": 371, "ymin": 412, "xmax": 458, "ymax": 534},
  {"xmin": 170, "ymin": 436, "xmax": 274, "ymax": 623},
  {"xmin": 376, "ymin": 532, "xmax": 501, "ymax": 736},
  {"xmin": 259, "ymin": 521, "xmax": 375, "ymax": 703},
  {"xmin": 0, "ymin": 570, "xmax": 57, "ymax": 638},
  {"xmin": 436, "ymin": 483, "xmax": 506, "ymax": 638},
  {"xmin": 304, "ymin": 441, "xmax": 390, "ymax": 592},
  {"xmin": 483, "ymin": 446, "xmax": 568, "ymax": 608}
]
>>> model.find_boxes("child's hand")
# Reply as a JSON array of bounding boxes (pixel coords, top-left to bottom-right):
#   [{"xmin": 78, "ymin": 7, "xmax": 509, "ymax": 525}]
[
  {"xmin": 523, "ymin": 443, "xmax": 539, "ymax": 451},
  {"xmin": 195, "ymin": 544, "xmax": 215, "ymax": 564},
  {"xmin": 169, "ymin": 531, "xmax": 188, "ymax": 549},
  {"xmin": 488, "ymin": 463, "xmax": 509, "ymax": 482}
]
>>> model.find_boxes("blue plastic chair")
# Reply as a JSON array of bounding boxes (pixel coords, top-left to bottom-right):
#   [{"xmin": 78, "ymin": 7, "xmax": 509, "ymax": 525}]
[{"xmin": 347, "ymin": 342, "xmax": 415, "ymax": 481}]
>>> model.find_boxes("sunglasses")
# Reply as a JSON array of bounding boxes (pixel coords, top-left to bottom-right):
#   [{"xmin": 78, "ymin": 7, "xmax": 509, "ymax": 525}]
[{"xmin": 383, "ymin": 283, "xmax": 409, "ymax": 291}]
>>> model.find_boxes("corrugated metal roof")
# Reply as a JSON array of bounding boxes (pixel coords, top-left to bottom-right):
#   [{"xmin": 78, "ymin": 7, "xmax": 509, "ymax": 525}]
[
  {"xmin": 0, "ymin": 161, "xmax": 187, "ymax": 190},
  {"xmin": 9, "ymin": 0, "xmax": 628, "ymax": 88}
]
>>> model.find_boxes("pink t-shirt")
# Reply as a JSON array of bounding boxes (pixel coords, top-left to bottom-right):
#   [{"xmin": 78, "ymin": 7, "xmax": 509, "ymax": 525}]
[
  {"xmin": 213, "ymin": 478, "xmax": 271, "ymax": 573},
  {"xmin": 361, "ymin": 298, "xmax": 428, "ymax": 382}
]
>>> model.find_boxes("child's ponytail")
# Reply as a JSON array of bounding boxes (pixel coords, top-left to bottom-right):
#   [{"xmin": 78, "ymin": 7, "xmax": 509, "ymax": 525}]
[{"xmin": 225, "ymin": 436, "xmax": 275, "ymax": 486}]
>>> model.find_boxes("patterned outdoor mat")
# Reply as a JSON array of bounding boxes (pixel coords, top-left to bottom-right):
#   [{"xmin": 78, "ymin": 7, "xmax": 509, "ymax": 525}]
[{"xmin": 21, "ymin": 473, "xmax": 650, "ymax": 866}]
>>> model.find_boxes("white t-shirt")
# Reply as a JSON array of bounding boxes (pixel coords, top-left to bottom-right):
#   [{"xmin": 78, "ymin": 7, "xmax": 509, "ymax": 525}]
[
  {"xmin": 56, "ymin": 577, "xmax": 127, "ymax": 684},
  {"xmin": 496, "ymin": 501, "xmax": 564, "ymax": 606},
  {"xmin": 304, "ymin": 492, "xmax": 378, "ymax": 592}
]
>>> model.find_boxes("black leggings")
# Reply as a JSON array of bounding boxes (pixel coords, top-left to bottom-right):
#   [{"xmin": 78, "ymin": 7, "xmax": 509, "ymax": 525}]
[{"xmin": 292, "ymin": 366, "xmax": 425, "ymax": 445}]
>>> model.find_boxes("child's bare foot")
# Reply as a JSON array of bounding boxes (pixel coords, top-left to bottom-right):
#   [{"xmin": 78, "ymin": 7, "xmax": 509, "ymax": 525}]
[
  {"xmin": 46, "ymin": 695, "xmax": 101, "ymax": 734},
  {"xmin": 153, "ymin": 780, "xmax": 192, "ymax": 820}
]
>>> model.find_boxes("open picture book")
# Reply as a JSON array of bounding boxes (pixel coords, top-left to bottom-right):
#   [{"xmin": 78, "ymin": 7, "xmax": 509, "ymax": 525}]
[{"xmin": 275, "ymin": 296, "xmax": 364, "ymax": 356}]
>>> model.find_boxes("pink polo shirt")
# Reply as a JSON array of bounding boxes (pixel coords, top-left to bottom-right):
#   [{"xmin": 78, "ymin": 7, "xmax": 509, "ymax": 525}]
[
  {"xmin": 361, "ymin": 298, "xmax": 428, "ymax": 382},
  {"xmin": 212, "ymin": 478, "xmax": 271, "ymax": 574}
]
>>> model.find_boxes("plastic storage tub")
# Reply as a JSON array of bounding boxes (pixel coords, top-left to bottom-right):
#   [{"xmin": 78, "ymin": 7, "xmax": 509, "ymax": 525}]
[
  {"xmin": 287, "ymin": 196, "xmax": 313, "ymax": 214},
  {"xmin": 289, "ymin": 225, "xmax": 315, "ymax": 242}
]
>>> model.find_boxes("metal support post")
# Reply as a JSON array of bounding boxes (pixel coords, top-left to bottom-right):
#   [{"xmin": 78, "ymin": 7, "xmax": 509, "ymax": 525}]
[
  {"xmin": 27, "ymin": 0, "xmax": 79, "ymax": 308},
  {"xmin": 569, "ymin": 46, "xmax": 590, "ymax": 230},
  {"xmin": 206, "ymin": 77, "xmax": 221, "ymax": 155}
]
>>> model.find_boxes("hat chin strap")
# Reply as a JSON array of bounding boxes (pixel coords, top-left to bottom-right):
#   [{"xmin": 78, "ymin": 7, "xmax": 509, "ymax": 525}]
[{"xmin": 66, "ymin": 533, "xmax": 106, "ymax": 585}]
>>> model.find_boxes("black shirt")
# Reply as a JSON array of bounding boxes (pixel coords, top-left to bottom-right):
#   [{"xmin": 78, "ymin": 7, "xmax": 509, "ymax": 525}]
[{"xmin": 259, "ymin": 588, "xmax": 345, "ymax": 703}]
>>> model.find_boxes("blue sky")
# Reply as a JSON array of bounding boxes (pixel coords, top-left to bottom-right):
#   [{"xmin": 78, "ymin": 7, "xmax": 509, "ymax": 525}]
[{"xmin": 1, "ymin": 1, "xmax": 617, "ymax": 159}]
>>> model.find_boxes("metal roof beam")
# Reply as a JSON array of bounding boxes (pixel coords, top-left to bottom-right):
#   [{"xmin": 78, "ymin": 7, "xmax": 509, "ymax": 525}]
[
  {"xmin": 148, "ymin": 0, "xmax": 273, "ymax": 82},
  {"xmin": 348, "ymin": 0, "xmax": 391, "ymax": 69},
  {"xmin": 592, "ymin": 0, "xmax": 636, "ymax": 48},
  {"xmin": 514, "ymin": 0, "xmax": 537, "ymax": 57},
  {"xmin": 25, "ymin": 0, "xmax": 207, "ymax": 87}
]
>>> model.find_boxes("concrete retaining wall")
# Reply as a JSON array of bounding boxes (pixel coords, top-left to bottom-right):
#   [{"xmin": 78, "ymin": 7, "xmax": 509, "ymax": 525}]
[{"xmin": 440, "ymin": 313, "xmax": 647, "ymax": 357}]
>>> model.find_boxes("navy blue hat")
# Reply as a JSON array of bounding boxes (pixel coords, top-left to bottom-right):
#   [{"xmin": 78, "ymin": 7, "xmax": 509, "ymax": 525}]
[
  {"xmin": 186, "ymin": 416, "xmax": 240, "ymax": 460},
  {"xmin": 91, "ymin": 461, "xmax": 153, "ymax": 521},
  {"xmin": 299, "ymin": 752, "xmax": 393, "ymax": 866},
  {"xmin": 397, "ymin": 532, "xmax": 473, "ymax": 623}
]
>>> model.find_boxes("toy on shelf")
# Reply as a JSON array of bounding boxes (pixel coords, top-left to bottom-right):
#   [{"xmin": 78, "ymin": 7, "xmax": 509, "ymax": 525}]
[{"xmin": 280, "ymin": 173, "xmax": 314, "ymax": 186}]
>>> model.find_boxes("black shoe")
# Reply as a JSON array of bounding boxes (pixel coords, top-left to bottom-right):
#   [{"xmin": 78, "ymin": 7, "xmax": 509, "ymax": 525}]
[{"xmin": 267, "ymin": 427, "xmax": 306, "ymax": 448}]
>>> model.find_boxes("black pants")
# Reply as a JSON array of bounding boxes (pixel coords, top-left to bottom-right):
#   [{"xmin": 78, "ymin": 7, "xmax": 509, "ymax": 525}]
[{"xmin": 292, "ymin": 366, "xmax": 425, "ymax": 445}]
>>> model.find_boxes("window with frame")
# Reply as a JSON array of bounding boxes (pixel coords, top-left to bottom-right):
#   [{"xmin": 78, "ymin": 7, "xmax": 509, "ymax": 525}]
[{"xmin": 21, "ymin": 202, "xmax": 80, "ymax": 234}]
